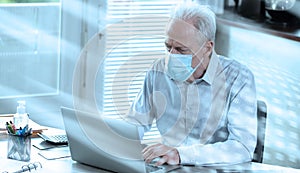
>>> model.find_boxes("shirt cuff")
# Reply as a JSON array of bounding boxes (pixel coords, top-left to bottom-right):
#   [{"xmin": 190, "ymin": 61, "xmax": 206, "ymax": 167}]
[{"xmin": 176, "ymin": 145, "xmax": 201, "ymax": 164}]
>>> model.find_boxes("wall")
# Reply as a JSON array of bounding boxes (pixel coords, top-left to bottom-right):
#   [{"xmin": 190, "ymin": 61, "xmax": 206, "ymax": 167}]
[{"xmin": 215, "ymin": 23, "xmax": 300, "ymax": 169}]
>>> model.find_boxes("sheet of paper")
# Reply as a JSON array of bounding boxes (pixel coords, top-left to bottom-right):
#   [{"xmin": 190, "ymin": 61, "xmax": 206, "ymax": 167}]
[{"xmin": 38, "ymin": 147, "xmax": 70, "ymax": 160}]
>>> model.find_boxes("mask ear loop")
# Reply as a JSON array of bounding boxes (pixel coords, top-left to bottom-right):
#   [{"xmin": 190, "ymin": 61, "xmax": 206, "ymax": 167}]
[
  {"xmin": 191, "ymin": 26, "xmax": 211, "ymax": 68},
  {"xmin": 190, "ymin": 40, "xmax": 207, "ymax": 70},
  {"xmin": 181, "ymin": 40, "xmax": 209, "ymax": 82}
]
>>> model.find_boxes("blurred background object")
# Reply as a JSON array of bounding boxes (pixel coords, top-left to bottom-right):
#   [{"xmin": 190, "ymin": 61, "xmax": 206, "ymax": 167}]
[
  {"xmin": 196, "ymin": 0, "xmax": 225, "ymax": 14},
  {"xmin": 265, "ymin": 0, "xmax": 300, "ymax": 26}
]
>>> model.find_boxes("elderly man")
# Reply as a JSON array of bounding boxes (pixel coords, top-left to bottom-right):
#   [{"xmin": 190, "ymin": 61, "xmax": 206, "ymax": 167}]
[{"xmin": 126, "ymin": 3, "xmax": 257, "ymax": 166}]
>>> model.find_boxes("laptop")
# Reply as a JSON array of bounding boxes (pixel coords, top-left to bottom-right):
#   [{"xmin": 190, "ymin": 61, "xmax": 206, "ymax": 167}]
[{"xmin": 60, "ymin": 107, "xmax": 181, "ymax": 173}]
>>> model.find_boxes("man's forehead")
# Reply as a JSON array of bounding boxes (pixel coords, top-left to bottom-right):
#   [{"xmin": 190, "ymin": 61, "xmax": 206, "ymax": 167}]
[{"xmin": 165, "ymin": 18, "xmax": 207, "ymax": 47}]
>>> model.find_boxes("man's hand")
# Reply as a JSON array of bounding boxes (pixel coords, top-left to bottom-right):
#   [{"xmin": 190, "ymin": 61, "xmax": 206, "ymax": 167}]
[{"xmin": 142, "ymin": 143, "xmax": 180, "ymax": 166}]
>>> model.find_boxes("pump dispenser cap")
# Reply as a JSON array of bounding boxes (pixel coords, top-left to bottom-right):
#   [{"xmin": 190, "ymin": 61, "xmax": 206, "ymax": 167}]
[{"xmin": 17, "ymin": 100, "xmax": 26, "ymax": 114}]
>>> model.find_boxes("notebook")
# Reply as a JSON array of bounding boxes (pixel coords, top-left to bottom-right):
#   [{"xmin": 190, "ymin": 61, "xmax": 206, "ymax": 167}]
[{"xmin": 60, "ymin": 107, "xmax": 181, "ymax": 173}]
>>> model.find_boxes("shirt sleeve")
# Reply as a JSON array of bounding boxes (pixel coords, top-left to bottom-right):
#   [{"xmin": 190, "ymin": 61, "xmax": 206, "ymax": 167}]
[
  {"xmin": 177, "ymin": 68, "xmax": 257, "ymax": 166},
  {"xmin": 125, "ymin": 69, "xmax": 155, "ymax": 135}
]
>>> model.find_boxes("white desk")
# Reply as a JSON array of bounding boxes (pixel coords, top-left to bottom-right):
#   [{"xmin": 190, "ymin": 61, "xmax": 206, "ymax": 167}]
[{"xmin": 1, "ymin": 134, "xmax": 299, "ymax": 173}]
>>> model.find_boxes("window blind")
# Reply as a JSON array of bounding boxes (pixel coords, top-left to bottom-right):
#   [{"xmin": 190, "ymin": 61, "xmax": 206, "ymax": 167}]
[
  {"xmin": 101, "ymin": 0, "xmax": 183, "ymax": 143},
  {"xmin": 102, "ymin": 0, "xmax": 182, "ymax": 116}
]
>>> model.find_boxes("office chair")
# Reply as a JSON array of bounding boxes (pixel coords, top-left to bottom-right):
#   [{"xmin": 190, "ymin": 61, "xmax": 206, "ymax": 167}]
[{"xmin": 252, "ymin": 100, "xmax": 267, "ymax": 163}]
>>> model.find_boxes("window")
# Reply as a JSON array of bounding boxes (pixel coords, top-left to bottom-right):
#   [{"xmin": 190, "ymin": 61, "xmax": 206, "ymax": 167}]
[
  {"xmin": 0, "ymin": 1, "xmax": 62, "ymax": 125},
  {"xmin": 0, "ymin": 2, "xmax": 61, "ymax": 98},
  {"xmin": 100, "ymin": 0, "xmax": 183, "ymax": 117}
]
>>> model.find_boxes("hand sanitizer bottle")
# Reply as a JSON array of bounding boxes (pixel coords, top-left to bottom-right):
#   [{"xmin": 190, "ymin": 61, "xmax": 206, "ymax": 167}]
[{"xmin": 13, "ymin": 100, "xmax": 29, "ymax": 129}]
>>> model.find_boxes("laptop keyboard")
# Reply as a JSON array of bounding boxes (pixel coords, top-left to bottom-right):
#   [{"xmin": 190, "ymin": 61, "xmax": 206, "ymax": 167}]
[
  {"xmin": 38, "ymin": 133, "xmax": 68, "ymax": 145},
  {"xmin": 146, "ymin": 164, "xmax": 164, "ymax": 173}
]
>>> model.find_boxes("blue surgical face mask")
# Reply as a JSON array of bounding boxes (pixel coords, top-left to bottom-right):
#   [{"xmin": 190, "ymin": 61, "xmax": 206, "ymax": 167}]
[{"xmin": 165, "ymin": 53, "xmax": 203, "ymax": 82}]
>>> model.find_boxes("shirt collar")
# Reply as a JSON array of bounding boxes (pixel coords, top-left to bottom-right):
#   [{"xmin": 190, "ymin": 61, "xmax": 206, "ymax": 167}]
[{"xmin": 194, "ymin": 50, "xmax": 219, "ymax": 85}]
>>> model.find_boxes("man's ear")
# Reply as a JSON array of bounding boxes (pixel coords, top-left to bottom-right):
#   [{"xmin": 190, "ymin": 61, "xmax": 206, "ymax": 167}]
[
  {"xmin": 205, "ymin": 41, "xmax": 214, "ymax": 55},
  {"xmin": 204, "ymin": 41, "xmax": 214, "ymax": 57}
]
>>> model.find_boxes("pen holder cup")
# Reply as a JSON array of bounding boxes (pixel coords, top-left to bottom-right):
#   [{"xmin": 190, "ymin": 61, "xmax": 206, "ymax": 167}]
[{"xmin": 7, "ymin": 134, "xmax": 31, "ymax": 162}]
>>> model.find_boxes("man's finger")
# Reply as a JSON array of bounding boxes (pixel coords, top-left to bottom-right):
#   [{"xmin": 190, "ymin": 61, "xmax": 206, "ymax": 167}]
[
  {"xmin": 142, "ymin": 143, "xmax": 159, "ymax": 153},
  {"xmin": 156, "ymin": 155, "xmax": 168, "ymax": 166},
  {"xmin": 144, "ymin": 152, "xmax": 159, "ymax": 163},
  {"xmin": 142, "ymin": 143, "xmax": 163, "ymax": 160},
  {"xmin": 142, "ymin": 146, "xmax": 157, "ymax": 160}
]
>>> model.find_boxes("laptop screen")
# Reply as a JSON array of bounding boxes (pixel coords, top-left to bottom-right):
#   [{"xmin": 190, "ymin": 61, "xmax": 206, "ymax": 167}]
[{"xmin": 61, "ymin": 107, "xmax": 147, "ymax": 173}]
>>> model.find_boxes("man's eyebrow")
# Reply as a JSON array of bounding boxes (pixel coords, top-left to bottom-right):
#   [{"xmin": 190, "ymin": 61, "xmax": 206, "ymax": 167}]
[{"xmin": 164, "ymin": 42, "xmax": 188, "ymax": 48}]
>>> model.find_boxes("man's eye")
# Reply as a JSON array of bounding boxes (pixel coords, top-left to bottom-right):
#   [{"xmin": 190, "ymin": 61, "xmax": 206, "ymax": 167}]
[{"xmin": 178, "ymin": 48, "xmax": 189, "ymax": 53}]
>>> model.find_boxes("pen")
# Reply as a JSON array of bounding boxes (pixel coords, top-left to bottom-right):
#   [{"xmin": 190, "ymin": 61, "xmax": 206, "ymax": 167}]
[
  {"xmin": 6, "ymin": 122, "xmax": 15, "ymax": 134},
  {"xmin": 16, "ymin": 130, "xmax": 21, "ymax": 136},
  {"xmin": 21, "ymin": 124, "xmax": 28, "ymax": 136},
  {"xmin": 25, "ymin": 128, "xmax": 32, "ymax": 136},
  {"xmin": 9, "ymin": 121, "xmax": 16, "ymax": 133}
]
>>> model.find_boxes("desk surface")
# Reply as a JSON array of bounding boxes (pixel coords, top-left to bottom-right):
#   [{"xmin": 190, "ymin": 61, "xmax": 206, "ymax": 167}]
[{"xmin": 1, "ymin": 134, "xmax": 300, "ymax": 173}]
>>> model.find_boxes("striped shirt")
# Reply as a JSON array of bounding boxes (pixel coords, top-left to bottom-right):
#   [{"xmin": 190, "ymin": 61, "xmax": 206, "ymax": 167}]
[{"xmin": 127, "ymin": 51, "xmax": 257, "ymax": 165}]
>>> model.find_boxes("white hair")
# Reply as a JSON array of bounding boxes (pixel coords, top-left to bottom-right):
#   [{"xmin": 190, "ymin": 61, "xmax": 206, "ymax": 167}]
[{"xmin": 170, "ymin": 2, "xmax": 216, "ymax": 41}]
